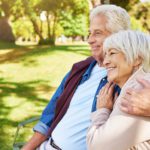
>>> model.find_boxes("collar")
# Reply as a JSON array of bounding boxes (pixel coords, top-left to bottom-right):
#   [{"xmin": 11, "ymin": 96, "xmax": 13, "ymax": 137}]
[
  {"xmin": 80, "ymin": 60, "xmax": 97, "ymax": 84},
  {"xmin": 83, "ymin": 60, "xmax": 97, "ymax": 78}
]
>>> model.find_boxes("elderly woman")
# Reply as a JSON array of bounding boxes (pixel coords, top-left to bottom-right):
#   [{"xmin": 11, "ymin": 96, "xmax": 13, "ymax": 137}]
[{"xmin": 87, "ymin": 30, "xmax": 150, "ymax": 150}]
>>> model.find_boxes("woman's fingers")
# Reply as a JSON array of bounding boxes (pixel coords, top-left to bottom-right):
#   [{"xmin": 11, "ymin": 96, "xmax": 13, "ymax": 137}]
[
  {"xmin": 114, "ymin": 92, "xmax": 118, "ymax": 102},
  {"xmin": 97, "ymin": 82, "xmax": 115, "ymax": 110},
  {"xmin": 101, "ymin": 82, "xmax": 112, "ymax": 94},
  {"xmin": 108, "ymin": 83, "xmax": 115, "ymax": 95}
]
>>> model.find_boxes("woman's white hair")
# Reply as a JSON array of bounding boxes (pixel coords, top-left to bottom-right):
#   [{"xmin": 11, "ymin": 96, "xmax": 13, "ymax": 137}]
[
  {"xmin": 103, "ymin": 30, "xmax": 150, "ymax": 72},
  {"xmin": 90, "ymin": 5, "xmax": 130, "ymax": 33}
]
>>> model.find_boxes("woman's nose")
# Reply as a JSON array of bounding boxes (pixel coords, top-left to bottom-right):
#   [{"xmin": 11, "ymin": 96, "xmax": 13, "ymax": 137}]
[{"xmin": 103, "ymin": 56, "xmax": 110, "ymax": 67}]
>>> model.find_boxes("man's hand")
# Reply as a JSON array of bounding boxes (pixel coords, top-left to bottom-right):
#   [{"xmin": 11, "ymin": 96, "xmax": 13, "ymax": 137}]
[
  {"xmin": 120, "ymin": 78, "xmax": 150, "ymax": 116},
  {"xmin": 21, "ymin": 132, "xmax": 47, "ymax": 150}
]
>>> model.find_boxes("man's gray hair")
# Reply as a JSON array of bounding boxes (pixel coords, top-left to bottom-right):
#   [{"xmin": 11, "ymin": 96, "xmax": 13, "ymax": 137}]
[
  {"xmin": 90, "ymin": 5, "xmax": 130, "ymax": 33},
  {"xmin": 103, "ymin": 30, "xmax": 150, "ymax": 72}
]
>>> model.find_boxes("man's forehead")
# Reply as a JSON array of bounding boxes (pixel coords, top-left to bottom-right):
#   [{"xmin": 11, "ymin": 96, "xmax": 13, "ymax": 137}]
[
  {"xmin": 89, "ymin": 23, "xmax": 107, "ymax": 32},
  {"xmin": 89, "ymin": 16, "xmax": 107, "ymax": 31},
  {"xmin": 90, "ymin": 14, "xmax": 107, "ymax": 23}
]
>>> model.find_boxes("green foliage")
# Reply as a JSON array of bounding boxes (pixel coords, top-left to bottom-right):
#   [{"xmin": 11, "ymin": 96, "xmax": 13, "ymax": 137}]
[
  {"xmin": 110, "ymin": 0, "xmax": 139, "ymax": 10},
  {"xmin": 130, "ymin": 16, "xmax": 146, "ymax": 31},
  {"xmin": 58, "ymin": 0, "xmax": 89, "ymax": 37},
  {"xmin": 110, "ymin": 0, "xmax": 150, "ymax": 33},
  {"xmin": 22, "ymin": 0, "xmax": 40, "ymax": 16},
  {"xmin": 0, "ymin": 0, "xmax": 23, "ymax": 17},
  {"xmin": 35, "ymin": 0, "xmax": 89, "ymax": 44},
  {"xmin": 12, "ymin": 17, "xmax": 34, "ymax": 39},
  {"xmin": 36, "ymin": 0, "xmax": 62, "ymax": 13},
  {"xmin": 130, "ymin": 2, "xmax": 150, "ymax": 33},
  {"xmin": 60, "ymin": 13, "xmax": 89, "ymax": 37},
  {"xmin": 65, "ymin": 0, "xmax": 89, "ymax": 15},
  {"xmin": 11, "ymin": 0, "xmax": 24, "ymax": 20}
]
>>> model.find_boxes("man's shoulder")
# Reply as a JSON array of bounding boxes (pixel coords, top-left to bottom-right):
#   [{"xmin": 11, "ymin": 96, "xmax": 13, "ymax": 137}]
[{"xmin": 74, "ymin": 56, "xmax": 95, "ymax": 65}]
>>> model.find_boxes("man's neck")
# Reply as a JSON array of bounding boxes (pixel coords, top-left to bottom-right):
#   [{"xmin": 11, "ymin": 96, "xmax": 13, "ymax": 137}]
[{"xmin": 97, "ymin": 61, "xmax": 104, "ymax": 67}]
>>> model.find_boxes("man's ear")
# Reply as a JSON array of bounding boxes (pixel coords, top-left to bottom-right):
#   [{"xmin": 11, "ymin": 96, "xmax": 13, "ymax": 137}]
[{"xmin": 133, "ymin": 56, "xmax": 142, "ymax": 68}]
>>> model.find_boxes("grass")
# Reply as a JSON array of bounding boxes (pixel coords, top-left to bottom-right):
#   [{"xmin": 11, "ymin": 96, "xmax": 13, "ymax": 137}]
[{"xmin": 0, "ymin": 42, "xmax": 90, "ymax": 150}]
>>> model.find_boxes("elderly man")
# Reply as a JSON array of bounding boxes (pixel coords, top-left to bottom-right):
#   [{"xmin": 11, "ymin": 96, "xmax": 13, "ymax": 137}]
[{"xmin": 22, "ymin": 4, "xmax": 137, "ymax": 150}]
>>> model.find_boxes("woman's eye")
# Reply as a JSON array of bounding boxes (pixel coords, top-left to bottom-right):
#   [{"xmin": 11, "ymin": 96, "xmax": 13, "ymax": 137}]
[{"xmin": 109, "ymin": 52, "xmax": 115, "ymax": 55}]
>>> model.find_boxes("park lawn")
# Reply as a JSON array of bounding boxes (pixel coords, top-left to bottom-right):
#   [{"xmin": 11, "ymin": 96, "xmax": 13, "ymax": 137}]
[{"xmin": 0, "ymin": 43, "xmax": 90, "ymax": 150}]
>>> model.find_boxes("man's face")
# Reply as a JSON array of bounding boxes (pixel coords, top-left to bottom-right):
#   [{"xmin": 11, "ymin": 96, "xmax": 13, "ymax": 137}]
[{"xmin": 88, "ymin": 15, "xmax": 111, "ymax": 65}]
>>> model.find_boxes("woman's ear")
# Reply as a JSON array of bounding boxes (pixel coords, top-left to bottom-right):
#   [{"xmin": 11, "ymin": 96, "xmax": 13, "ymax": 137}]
[{"xmin": 133, "ymin": 56, "xmax": 142, "ymax": 68}]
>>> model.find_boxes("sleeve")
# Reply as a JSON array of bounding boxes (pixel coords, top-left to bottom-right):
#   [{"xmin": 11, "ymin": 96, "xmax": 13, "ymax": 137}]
[
  {"xmin": 33, "ymin": 72, "xmax": 70, "ymax": 135},
  {"xmin": 87, "ymin": 100, "xmax": 150, "ymax": 150},
  {"xmin": 87, "ymin": 108, "xmax": 111, "ymax": 149}
]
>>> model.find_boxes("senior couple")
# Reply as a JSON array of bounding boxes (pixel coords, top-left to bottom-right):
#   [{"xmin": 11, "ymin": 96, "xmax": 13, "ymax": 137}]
[{"xmin": 22, "ymin": 4, "xmax": 150, "ymax": 150}]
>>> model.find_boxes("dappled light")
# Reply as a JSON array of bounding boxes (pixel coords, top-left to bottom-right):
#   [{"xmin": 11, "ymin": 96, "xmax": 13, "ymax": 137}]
[{"xmin": 0, "ymin": 43, "xmax": 90, "ymax": 150}]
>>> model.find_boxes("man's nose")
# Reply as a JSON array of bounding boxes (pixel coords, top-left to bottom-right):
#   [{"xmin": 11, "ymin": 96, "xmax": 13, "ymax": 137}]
[{"xmin": 87, "ymin": 34, "xmax": 96, "ymax": 44}]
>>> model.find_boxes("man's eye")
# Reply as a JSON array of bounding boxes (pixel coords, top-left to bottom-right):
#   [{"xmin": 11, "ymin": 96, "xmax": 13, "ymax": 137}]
[{"xmin": 95, "ymin": 32, "xmax": 101, "ymax": 35}]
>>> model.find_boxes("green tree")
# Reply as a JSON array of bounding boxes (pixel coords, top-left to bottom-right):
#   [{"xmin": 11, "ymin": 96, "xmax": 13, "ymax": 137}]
[
  {"xmin": 60, "ymin": 12, "xmax": 89, "ymax": 39},
  {"xmin": 36, "ymin": 0, "xmax": 89, "ymax": 45},
  {"xmin": 0, "ymin": 0, "xmax": 89, "ymax": 45},
  {"xmin": 21, "ymin": 0, "xmax": 44, "ymax": 41},
  {"xmin": 131, "ymin": 2, "xmax": 150, "ymax": 33},
  {"xmin": 35, "ymin": 0, "xmax": 64, "ymax": 45},
  {"xmin": 12, "ymin": 17, "xmax": 34, "ymax": 40},
  {"xmin": 110, "ymin": 0, "xmax": 139, "ymax": 10}
]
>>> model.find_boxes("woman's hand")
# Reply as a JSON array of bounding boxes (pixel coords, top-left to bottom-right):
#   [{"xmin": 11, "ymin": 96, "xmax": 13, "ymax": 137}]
[{"xmin": 97, "ymin": 82, "xmax": 117, "ymax": 110}]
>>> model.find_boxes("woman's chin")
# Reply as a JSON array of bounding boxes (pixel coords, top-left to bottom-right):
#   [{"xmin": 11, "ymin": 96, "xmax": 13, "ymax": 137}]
[{"xmin": 107, "ymin": 77, "xmax": 115, "ymax": 83}]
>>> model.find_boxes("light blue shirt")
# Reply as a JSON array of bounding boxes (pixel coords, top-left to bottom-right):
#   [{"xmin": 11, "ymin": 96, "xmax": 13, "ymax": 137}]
[
  {"xmin": 51, "ymin": 64, "xmax": 107, "ymax": 150},
  {"xmin": 34, "ymin": 60, "xmax": 97, "ymax": 135}
]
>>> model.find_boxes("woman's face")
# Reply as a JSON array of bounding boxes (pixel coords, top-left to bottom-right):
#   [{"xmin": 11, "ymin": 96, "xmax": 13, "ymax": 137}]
[{"xmin": 103, "ymin": 49, "xmax": 135, "ymax": 88}]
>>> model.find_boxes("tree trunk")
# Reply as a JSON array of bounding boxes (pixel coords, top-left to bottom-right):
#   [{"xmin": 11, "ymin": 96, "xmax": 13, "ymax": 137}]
[
  {"xmin": 51, "ymin": 14, "xmax": 57, "ymax": 46},
  {"xmin": 30, "ymin": 18, "xmax": 44, "ymax": 41},
  {"xmin": 0, "ymin": 17, "xmax": 15, "ymax": 42},
  {"xmin": 46, "ymin": 11, "xmax": 51, "ymax": 39}
]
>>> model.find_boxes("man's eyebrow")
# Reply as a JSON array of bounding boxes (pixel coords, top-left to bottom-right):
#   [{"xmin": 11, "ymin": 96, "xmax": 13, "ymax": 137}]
[
  {"xmin": 94, "ymin": 29, "xmax": 103, "ymax": 32},
  {"xmin": 88, "ymin": 29, "xmax": 103, "ymax": 33}
]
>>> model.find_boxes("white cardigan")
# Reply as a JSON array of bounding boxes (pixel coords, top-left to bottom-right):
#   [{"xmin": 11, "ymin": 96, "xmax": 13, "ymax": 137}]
[{"xmin": 87, "ymin": 68, "xmax": 150, "ymax": 150}]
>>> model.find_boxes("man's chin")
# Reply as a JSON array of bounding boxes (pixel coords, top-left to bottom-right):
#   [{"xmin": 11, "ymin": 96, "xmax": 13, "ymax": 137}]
[
  {"xmin": 92, "ymin": 56, "xmax": 103, "ymax": 65},
  {"xmin": 92, "ymin": 54, "xmax": 98, "ymax": 61}
]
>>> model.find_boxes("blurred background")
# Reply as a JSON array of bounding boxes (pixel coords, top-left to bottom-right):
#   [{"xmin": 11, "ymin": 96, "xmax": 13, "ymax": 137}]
[{"xmin": 0, "ymin": 0, "xmax": 149, "ymax": 149}]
